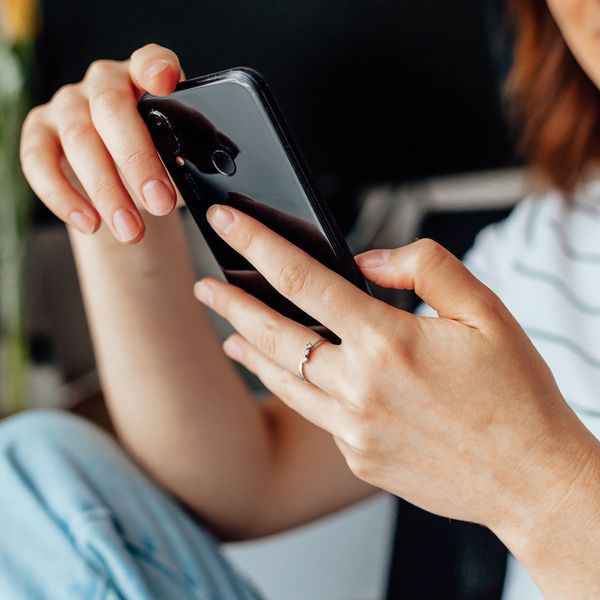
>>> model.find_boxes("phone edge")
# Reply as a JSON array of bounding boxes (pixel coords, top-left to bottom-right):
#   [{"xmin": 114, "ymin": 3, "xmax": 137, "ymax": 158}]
[{"xmin": 139, "ymin": 68, "xmax": 372, "ymax": 296}]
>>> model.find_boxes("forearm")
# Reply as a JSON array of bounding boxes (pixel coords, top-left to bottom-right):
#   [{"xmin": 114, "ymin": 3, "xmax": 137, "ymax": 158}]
[
  {"xmin": 68, "ymin": 209, "xmax": 273, "ymax": 537},
  {"xmin": 22, "ymin": 44, "xmax": 370, "ymax": 542}
]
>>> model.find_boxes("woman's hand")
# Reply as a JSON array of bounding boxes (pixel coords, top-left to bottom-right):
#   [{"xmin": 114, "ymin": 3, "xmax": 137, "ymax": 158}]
[
  {"xmin": 193, "ymin": 203, "xmax": 600, "ymax": 542},
  {"xmin": 20, "ymin": 44, "xmax": 183, "ymax": 243}
]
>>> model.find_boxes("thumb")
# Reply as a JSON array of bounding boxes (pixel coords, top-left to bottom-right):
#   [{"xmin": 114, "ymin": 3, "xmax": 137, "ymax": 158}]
[{"xmin": 355, "ymin": 239, "xmax": 498, "ymax": 324}]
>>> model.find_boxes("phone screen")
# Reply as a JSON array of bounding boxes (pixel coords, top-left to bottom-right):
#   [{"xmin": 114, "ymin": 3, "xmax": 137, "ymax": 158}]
[{"xmin": 139, "ymin": 71, "xmax": 364, "ymax": 332}]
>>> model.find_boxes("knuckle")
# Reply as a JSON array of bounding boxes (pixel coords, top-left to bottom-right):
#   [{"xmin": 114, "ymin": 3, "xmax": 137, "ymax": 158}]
[
  {"xmin": 345, "ymin": 453, "xmax": 371, "ymax": 480},
  {"xmin": 320, "ymin": 279, "xmax": 346, "ymax": 311},
  {"xmin": 90, "ymin": 88, "xmax": 131, "ymax": 115},
  {"xmin": 354, "ymin": 322, "xmax": 405, "ymax": 371},
  {"xmin": 51, "ymin": 83, "xmax": 79, "ymax": 107},
  {"xmin": 414, "ymin": 238, "xmax": 448, "ymax": 271},
  {"xmin": 480, "ymin": 296, "xmax": 503, "ymax": 321},
  {"xmin": 132, "ymin": 44, "xmax": 177, "ymax": 67},
  {"xmin": 234, "ymin": 224, "xmax": 256, "ymax": 256},
  {"xmin": 336, "ymin": 375, "xmax": 362, "ymax": 405},
  {"xmin": 344, "ymin": 384, "xmax": 368, "ymax": 412},
  {"xmin": 44, "ymin": 187, "xmax": 71, "ymax": 213},
  {"xmin": 278, "ymin": 368, "xmax": 296, "ymax": 392},
  {"xmin": 85, "ymin": 59, "xmax": 118, "ymax": 81},
  {"xmin": 22, "ymin": 105, "xmax": 44, "ymax": 130},
  {"xmin": 415, "ymin": 237, "xmax": 442, "ymax": 254},
  {"xmin": 479, "ymin": 294, "xmax": 513, "ymax": 330},
  {"xmin": 119, "ymin": 144, "xmax": 153, "ymax": 173},
  {"xmin": 368, "ymin": 327, "xmax": 391, "ymax": 356},
  {"xmin": 255, "ymin": 320, "xmax": 280, "ymax": 358},
  {"xmin": 345, "ymin": 387, "xmax": 378, "ymax": 419},
  {"xmin": 336, "ymin": 352, "xmax": 376, "ymax": 407},
  {"xmin": 276, "ymin": 258, "xmax": 311, "ymax": 298},
  {"xmin": 375, "ymin": 328, "xmax": 413, "ymax": 369},
  {"xmin": 264, "ymin": 365, "xmax": 293, "ymax": 398},
  {"xmin": 89, "ymin": 175, "xmax": 122, "ymax": 200},
  {"xmin": 60, "ymin": 119, "xmax": 96, "ymax": 147},
  {"xmin": 354, "ymin": 426, "xmax": 376, "ymax": 453},
  {"xmin": 134, "ymin": 42, "xmax": 162, "ymax": 57}
]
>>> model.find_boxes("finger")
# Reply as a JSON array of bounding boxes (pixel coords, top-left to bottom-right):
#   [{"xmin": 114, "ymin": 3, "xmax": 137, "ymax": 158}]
[
  {"xmin": 205, "ymin": 204, "xmax": 381, "ymax": 338},
  {"xmin": 333, "ymin": 436, "xmax": 363, "ymax": 462},
  {"xmin": 194, "ymin": 277, "xmax": 342, "ymax": 393},
  {"xmin": 129, "ymin": 43, "xmax": 183, "ymax": 97},
  {"xmin": 20, "ymin": 110, "xmax": 99, "ymax": 234},
  {"xmin": 85, "ymin": 63, "xmax": 177, "ymax": 216},
  {"xmin": 222, "ymin": 333, "xmax": 336, "ymax": 434},
  {"xmin": 51, "ymin": 85, "xmax": 144, "ymax": 243},
  {"xmin": 355, "ymin": 240, "xmax": 500, "ymax": 324}
]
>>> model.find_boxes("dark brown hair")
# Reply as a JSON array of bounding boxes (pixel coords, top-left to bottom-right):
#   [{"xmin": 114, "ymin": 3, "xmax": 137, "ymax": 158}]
[{"xmin": 508, "ymin": 0, "xmax": 600, "ymax": 192}]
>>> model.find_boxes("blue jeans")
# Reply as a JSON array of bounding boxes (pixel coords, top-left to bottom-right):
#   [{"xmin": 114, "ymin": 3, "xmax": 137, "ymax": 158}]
[{"xmin": 0, "ymin": 409, "xmax": 264, "ymax": 600}]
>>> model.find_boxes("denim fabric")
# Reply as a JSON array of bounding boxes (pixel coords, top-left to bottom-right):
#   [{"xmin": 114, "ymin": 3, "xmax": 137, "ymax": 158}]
[{"xmin": 0, "ymin": 409, "xmax": 264, "ymax": 600}]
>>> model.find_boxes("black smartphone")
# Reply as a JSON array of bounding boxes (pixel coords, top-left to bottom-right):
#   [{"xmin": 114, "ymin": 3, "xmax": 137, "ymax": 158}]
[{"xmin": 138, "ymin": 68, "xmax": 370, "ymax": 338}]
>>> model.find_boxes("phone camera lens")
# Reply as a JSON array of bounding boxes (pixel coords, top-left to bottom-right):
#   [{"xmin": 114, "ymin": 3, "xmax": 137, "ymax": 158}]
[
  {"xmin": 149, "ymin": 110, "xmax": 180, "ymax": 154},
  {"xmin": 149, "ymin": 110, "xmax": 166, "ymax": 128},
  {"xmin": 211, "ymin": 148, "xmax": 236, "ymax": 177}
]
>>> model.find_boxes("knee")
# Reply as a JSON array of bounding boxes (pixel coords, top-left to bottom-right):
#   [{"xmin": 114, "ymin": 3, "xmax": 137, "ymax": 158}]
[
  {"xmin": 0, "ymin": 409, "xmax": 143, "ymax": 512},
  {"xmin": 1, "ymin": 408, "xmax": 97, "ymax": 443},
  {"xmin": 0, "ymin": 409, "xmax": 113, "ymax": 465}
]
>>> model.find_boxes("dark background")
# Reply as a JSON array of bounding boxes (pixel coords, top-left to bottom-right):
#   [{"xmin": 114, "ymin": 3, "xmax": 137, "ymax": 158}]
[{"xmin": 36, "ymin": 0, "xmax": 515, "ymax": 232}]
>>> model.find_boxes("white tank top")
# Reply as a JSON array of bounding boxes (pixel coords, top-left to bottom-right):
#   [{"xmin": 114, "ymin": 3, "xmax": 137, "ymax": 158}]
[{"xmin": 417, "ymin": 183, "xmax": 600, "ymax": 598}]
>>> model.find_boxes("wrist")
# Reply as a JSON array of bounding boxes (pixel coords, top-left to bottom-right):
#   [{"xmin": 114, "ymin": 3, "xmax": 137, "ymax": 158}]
[{"xmin": 492, "ymin": 426, "xmax": 600, "ymax": 594}]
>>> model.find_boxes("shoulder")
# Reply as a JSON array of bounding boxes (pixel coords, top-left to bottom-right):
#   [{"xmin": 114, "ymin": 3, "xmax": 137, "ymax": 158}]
[{"xmin": 462, "ymin": 190, "xmax": 568, "ymax": 292}]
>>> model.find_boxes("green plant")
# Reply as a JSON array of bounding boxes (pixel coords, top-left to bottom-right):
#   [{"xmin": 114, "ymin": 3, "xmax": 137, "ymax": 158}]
[{"xmin": 0, "ymin": 0, "xmax": 37, "ymax": 413}]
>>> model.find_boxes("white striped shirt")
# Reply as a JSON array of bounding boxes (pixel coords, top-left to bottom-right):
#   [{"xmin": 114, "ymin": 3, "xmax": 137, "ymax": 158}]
[{"xmin": 418, "ymin": 184, "xmax": 600, "ymax": 598}]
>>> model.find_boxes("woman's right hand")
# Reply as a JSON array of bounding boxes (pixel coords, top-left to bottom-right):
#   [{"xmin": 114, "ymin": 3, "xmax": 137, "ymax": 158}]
[{"xmin": 20, "ymin": 43, "xmax": 184, "ymax": 243}]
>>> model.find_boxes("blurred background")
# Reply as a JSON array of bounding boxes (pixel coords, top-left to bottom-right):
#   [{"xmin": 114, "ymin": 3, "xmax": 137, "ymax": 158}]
[{"xmin": 1, "ymin": 1, "xmax": 525, "ymax": 598}]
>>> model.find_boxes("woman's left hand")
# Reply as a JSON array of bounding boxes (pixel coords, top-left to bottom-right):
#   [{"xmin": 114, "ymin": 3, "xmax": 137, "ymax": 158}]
[{"xmin": 193, "ymin": 203, "xmax": 600, "ymax": 541}]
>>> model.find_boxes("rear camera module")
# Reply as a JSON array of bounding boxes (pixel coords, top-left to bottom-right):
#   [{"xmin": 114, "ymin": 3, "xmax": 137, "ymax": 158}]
[
  {"xmin": 211, "ymin": 148, "xmax": 237, "ymax": 177},
  {"xmin": 148, "ymin": 109, "xmax": 180, "ymax": 154}
]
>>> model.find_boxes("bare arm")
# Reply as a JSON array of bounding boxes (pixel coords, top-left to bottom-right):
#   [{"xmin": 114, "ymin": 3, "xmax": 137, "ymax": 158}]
[
  {"xmin": 22, "ymin": 44, "xmax": 374, "ymax": 540},
  {"xmin": 68, "ymin": 206, "xmax": 373, "ymax": 538}
]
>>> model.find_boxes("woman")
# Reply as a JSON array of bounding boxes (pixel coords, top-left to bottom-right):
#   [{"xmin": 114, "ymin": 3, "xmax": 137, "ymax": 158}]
[{"xmin": 5, "ymin": 0, "xmax": 600, "ymax": 597}]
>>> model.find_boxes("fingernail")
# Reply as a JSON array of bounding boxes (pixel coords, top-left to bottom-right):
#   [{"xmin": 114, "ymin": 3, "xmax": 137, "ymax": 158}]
[
  {"xmin": 194, "ymin": 281, "xmax": 214, "ymax": 307},
  {"xmin": 355, "ymin": 249, "xmax": 391, "ymax": 268},
  {"xmin": 112, "ymin": 209, "xmax": 140, "ymax": 242},
  {"xmin": 69, "ymin": 210, "xmax": 95, "ymax": 235},
  {"xmin": 142, "ymin": 179, "xmax": 175, "ymax": 215},
  {"xmin": 207, "ymin": 205, "xmax": 235, "ymax": 236},
  {"xmin": 223, "ymin": 337, "xmax": 243, "ymax": 361},
  {"xmin": 144, "ymin": 60, "xmax": 171, "ymax": 79}
]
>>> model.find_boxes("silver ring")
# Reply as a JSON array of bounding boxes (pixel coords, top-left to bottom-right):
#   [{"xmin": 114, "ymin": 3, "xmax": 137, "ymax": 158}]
[{"xmin": 297, "ymin": 337, "xmax": 328, "ymax": 383}]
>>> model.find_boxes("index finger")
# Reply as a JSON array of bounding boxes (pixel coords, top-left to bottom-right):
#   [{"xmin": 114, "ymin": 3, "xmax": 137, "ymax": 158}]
[{"xmin": 205, "ymin": 204, "xmax": 381, "ymax": 338}]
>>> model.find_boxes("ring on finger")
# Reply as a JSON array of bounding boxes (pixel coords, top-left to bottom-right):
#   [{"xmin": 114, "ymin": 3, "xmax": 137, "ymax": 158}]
[{"xmin": 297, "ymin": 337, "xmax": 329, "ymax": 383}]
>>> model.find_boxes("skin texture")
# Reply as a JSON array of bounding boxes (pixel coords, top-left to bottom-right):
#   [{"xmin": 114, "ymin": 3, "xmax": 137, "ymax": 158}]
[
  {"xmin": 18, "ymin": 23, "xmax": 600, "ymax": 597},
  {"xmin": 547, "ymin": 0, "xmax": 600, "ymax": 88}
]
